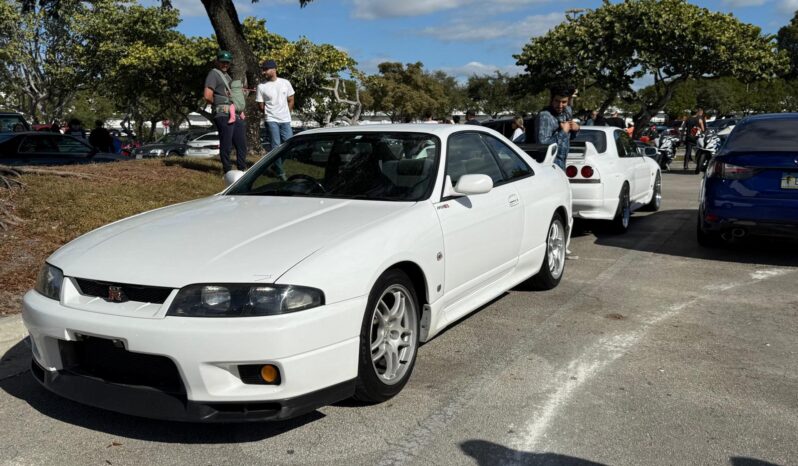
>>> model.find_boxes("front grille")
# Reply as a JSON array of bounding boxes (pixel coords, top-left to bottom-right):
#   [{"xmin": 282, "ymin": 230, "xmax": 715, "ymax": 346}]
[
  {"xmin": 58, "ymin": 337, "xmax": 185, "ymax": 394},
  {"xmin": 75, "ymin": 278, "xmax": 173, "ymax": 304}
]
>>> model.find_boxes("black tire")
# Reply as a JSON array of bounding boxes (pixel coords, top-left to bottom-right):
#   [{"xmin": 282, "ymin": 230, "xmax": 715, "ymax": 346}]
[
  {"xmin": 642, "ymin": 172, "xmax": 662, "ymax": 212},
  {"xmin": 354, "ymin": 269, "xmax": 420, "ymax": 403},
  {"xmin": 167, "ymin": 150, "xmax": 180, "ymax": 158},
  {"xmin": 610, "ymin": 184, "xmax": 631, "ymax": 234},
  {"xmin": 696, "ymin": 215, "xmax": 721, "ymax": 248},
  {"xmin": 694, "ymin": 151, "xmax": 705, "ymax": 174},
  {"xmin": 526, "ymin": 213, "xmax": 567, "ymax": 290}
]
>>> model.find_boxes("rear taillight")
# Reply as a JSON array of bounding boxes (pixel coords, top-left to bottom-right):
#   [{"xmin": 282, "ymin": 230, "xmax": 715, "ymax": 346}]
[
  {"xmin": 708, "ymin": 161, "xmax": 756, "ymax": 180},
  {"xmin": 565, "ymin": 166, "xmax": 578, "ymax": 178},
  {"xmin": 581, "ymin": 166, "xmax": 594, "ymax": 178}
]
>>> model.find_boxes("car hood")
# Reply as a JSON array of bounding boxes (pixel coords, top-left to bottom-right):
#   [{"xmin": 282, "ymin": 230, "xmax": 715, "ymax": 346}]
[{"xmin": 49, "ymin": 196, "xmax": 412, "ymax": 288}]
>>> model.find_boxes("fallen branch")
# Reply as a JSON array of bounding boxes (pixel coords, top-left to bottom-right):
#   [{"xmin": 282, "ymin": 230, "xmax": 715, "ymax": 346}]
[{"xmin": 1, "ymin": 166, "xmax": 97, "ymax": 179}]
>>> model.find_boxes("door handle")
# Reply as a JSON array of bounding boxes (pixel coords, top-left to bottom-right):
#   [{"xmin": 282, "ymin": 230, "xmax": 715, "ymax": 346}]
[{"xmin": 508, "ymin": 194, "xmax": 519, "ymax": 207}]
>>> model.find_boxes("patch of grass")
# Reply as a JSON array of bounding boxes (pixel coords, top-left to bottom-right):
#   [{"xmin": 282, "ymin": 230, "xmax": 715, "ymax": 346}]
[{"xmin": 0, "ymin": 159, "xmax": 226, "ymax": 315}]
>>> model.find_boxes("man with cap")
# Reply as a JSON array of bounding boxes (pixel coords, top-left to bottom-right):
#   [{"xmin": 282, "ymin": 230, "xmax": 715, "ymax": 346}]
[
  {"xmin": 203, "ymin": 50, "xmax": 247, "ymax": 173},
  {"xmin": 256, "ymin": 60, "xmax": 295, "ymax": 152}
]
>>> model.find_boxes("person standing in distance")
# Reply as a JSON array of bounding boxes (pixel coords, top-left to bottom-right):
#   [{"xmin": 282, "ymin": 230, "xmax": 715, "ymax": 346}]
[
  {"xmin": 256, "ymin": 60, "xmax": 295, "ymax": 149},
  {"xmin": 203, "ymin": 50, "xmax": 247, "ymax": 173}
]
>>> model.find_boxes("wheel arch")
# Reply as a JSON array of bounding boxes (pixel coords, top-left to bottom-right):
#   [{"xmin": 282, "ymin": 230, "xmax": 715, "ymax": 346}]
[{"xmin": 387, "ymin": 261, "xmax": 429, "ymax": 307}]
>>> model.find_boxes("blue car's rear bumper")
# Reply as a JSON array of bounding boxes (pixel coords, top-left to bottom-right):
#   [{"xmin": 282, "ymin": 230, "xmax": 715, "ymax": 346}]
[{"xmin": 701, "ymin": 179, "xmax": 798, "ymax": 238}]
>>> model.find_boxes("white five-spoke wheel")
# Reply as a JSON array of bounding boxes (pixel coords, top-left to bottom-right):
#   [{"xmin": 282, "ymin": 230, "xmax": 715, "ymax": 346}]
[{"xmin": 355, "ymin": 269, "xmax": 419, "ymax": 402}]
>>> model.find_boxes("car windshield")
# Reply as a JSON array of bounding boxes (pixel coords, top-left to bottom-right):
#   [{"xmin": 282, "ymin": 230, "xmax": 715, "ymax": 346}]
[
  {"xmin": 721, "ymin": 120, "xmax": 798, "ymax": 153},
  {"xmin": 707, "ymin": 119, "xmax": 735, "ymax": 130},
  {"xmin": 226, "ymin": 132, "xmax": 440, "ymax": 201},
  {"xmin": 572, "ymin": 130, "xmax": 607, "ymax": 153}
]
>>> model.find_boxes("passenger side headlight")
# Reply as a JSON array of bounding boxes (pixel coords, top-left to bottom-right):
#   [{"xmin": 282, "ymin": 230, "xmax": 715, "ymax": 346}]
[
  {"xmin": 34, "ymin": 263, "xmax": 64, "ymax": 301},
  {"xmin": 167, "ymin": 284, "xmax": 324, "ymax": 317}
]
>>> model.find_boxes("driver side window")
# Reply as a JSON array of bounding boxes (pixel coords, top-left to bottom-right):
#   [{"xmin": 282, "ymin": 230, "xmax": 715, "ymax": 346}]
[{"xmin": 446, "ymin": 133, "xmax": 504, "ymax": 185}]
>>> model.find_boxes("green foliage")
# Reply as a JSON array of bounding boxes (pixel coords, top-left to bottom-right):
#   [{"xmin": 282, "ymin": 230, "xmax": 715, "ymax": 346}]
[
  {"xmin": 365, "ymin": 62, "xmax": 463, "ymax": 122},
  {"xmin": 467, "ymin": 72, "xmax": 513, "ymax": 118},
  {"xmin": 516, "ymin": 0, "xmax": 788, "ymax": 132},
  {"xmin": 0, "ymin": 0, "xmax": 97, "ymax": 122},
  {"xmin": 777, "ymin": 10, "xmax": 798, "ymax": 78}
]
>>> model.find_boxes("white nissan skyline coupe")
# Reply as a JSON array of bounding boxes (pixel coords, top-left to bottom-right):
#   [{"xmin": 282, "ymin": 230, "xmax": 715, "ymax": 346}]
[
  {"xmin": 565, "ymin": 127, "xmax": 662, "ymax": 232},
  {"xmin": 23, "ymin": 124, "xmax": 572, "ymax": 422}
]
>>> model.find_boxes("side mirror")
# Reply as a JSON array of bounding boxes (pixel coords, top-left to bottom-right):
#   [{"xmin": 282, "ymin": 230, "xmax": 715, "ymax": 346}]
[
  {"xmin": 223, "ymin": 170, "xmax": 245, "ymax": 187},
  {"xmin": 443, "ymin": 174, "xmax": 493, "ymax": 197},
  {"xmin": 644, "ymin": 147, "xmax": 658, "ymax": 158}
]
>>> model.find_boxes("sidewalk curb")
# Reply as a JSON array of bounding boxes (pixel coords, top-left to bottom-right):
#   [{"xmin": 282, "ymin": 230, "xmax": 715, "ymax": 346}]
[{"xmin": 0, "ymin": 314, "xmax": 30, "ymax": 381}]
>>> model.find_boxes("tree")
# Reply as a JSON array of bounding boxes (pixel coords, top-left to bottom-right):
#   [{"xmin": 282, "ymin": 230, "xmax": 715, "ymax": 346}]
[
  {"xmin": 0, "ymin": 1, "xmax": 96, "ymax": 123},
  {"xmin": 466, "ymin": 72, "xmax": 513, "ymax": 118},
  {"xmin": 516, "ymin": 0, "xmax": 788, "ymax": 137},
  {"xmin": 777, "ymin": 10, "xmax": 798, "ymax": 78},
  {"xmin": 365, "ymin": 62, "xmax": 453, "ymax": 122}
]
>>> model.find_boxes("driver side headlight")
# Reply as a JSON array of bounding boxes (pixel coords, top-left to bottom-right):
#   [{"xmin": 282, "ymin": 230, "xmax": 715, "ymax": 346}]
[
  {"xmin": 166, "ymin": 284, "xmax": 324, "ymax": 317},
  {"xmin": 34, "ymin": 263, "xmax": 64, "ymax": 301}
]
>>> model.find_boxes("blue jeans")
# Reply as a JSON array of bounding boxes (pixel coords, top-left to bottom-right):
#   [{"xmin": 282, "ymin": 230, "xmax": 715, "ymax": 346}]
[
  {"xmin": 213, "ymin": 114, "xmax": 247, "ymax": 172},
  {"xmin": 266, "ymin": 121, "xmax": 293, "ymax": 178}
]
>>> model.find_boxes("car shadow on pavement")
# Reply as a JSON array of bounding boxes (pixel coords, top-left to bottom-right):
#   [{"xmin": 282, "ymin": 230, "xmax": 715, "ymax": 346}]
[
  {"xmin": 460, "ymin": 440, "xmax": 606, "ymax": 465},
  {"xmin": 574, "ymin": 209, "xmax": 798, "ymax": 268},
  {"xmin": 729, "ymin": 457, "xmax": 782, "ymax": 466},
  {"xmin": 0, "ymin": 341, "xmax": 323, "ymax": 443}
]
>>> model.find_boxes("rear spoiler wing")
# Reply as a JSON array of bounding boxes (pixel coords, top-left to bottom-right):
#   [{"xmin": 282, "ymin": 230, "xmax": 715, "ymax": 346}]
[
  {"xmin": 566, "ymin": 141, "xmax": 599, "ymax": 160},
  {"xmin": 516, "ymin": 143, "xmax": 558, "ymax": 165}
]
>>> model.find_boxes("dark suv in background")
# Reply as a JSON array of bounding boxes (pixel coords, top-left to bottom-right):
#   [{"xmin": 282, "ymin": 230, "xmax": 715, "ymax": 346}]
[
  {"xmin": 480, "ymin": 116, "xmax": 536, "ymax": 143},
  {"xmin": 0, "ymin": 112, "xmax": 31, "ymax": 133}
]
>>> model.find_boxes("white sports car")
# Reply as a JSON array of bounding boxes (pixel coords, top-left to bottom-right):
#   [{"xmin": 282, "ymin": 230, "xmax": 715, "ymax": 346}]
[
  {"xmin": 565, "ymin": 127, "xmax": 662, "ymax": 232},
  {"xmin": 23, "ymin": 124, "xmax": 572, "ymax": 422}
]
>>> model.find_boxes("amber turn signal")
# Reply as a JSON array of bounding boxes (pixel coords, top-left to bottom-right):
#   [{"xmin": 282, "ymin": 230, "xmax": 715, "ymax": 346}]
[{"xmin": 260, "ymin": 364, "xmax": 279, "ymax": 383}]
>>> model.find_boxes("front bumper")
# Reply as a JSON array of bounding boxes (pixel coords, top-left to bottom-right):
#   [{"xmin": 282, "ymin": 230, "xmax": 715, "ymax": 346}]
[
  {"xmin": 31, "ymin": 358, "xmax": 354, "ymax": 422},
  {"xmin": 22, "ymin": 290, "xmax": 364, "ymax": 422}
]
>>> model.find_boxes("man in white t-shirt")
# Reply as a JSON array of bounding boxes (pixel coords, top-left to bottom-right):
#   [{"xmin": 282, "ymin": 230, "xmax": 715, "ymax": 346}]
[{"xmin": 256, "ymin": 60, "xmax": 295, "ymax": 153}]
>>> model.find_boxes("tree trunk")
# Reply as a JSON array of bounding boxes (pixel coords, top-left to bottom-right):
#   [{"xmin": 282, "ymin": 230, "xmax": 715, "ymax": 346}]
[
  {"xmin": 632, "ymin": 79, "xmax": 681, "ymax": 139},
  {"xmin": 200, "ymin": 0, "xmax": 264, "ymax": 156}
]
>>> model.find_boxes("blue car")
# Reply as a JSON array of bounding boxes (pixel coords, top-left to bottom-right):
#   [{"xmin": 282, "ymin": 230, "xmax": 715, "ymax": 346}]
[{"xmin": 697, "ymin": 113, "xmax": 798, "ymax": 246}]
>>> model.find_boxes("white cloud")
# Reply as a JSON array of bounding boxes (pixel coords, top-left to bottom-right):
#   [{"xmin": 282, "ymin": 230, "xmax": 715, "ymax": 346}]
[
  {"xmin": 419, "ymin": 12, "xmax": 564, "ymax": 42},
  {"xmin": 438, "ymin": 61, "xmax": 524, "ymax": 81},
  {"xmin": 721, "ymin": 0, "xmax": 767, "ymax": 6},
  {"xmin": 780, "ymin": 0, "xmax": 798, "ymax": 12},
  {"xmin": 352, "ymin": 0, "xmax": 467, "ymax": 20},
  {"xmin": 166, "ymin": 0, "xmax": 260, "ymax": 18},
  {"xmin": 351, "ymin": 0, "xmax": 553, "ymax": 20}
]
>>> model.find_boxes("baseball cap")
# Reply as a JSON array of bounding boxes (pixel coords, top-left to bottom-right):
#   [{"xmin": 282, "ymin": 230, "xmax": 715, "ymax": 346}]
[
  {"xmin": 261, "ymin": 60, "xmax": 277, "ymax": 70},
  {"xmin": 217, "ymin": 50, "xmax": 233, "ymax": 62}
]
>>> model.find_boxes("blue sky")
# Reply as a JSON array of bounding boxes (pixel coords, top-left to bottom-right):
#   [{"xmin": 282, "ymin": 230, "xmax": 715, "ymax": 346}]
[{"xmin": 168, "ymin": 0, "xmax": 798, "ymax": 80}]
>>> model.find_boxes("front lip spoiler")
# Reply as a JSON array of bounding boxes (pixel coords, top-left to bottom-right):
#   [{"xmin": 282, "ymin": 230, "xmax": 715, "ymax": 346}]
[{"xmin": 31, "ymin": 359, "xmax": 355, "ymax": 423}]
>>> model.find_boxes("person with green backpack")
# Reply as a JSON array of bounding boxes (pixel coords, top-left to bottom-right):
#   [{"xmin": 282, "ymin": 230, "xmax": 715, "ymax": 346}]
[{"xmin": 203, "ymin": 50, "xmax": 248, "ymax": 173}]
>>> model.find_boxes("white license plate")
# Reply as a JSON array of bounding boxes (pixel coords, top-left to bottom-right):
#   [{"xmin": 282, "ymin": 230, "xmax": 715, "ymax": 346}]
[{"xmin": 781, "ymin": 172, "xmax": 798, "ymax": 190}]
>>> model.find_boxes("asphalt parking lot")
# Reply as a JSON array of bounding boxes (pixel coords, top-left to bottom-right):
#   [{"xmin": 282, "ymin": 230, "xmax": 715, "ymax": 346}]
[{"xmin": 1, "ymin": 168, "xmax": 797, "ymax": 466}]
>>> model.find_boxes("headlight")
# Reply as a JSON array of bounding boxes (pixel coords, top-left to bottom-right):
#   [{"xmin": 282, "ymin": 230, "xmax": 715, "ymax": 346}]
[
  {"xmin": 167, "ymin": 284, "xmax": 324, "ymax": 317},
  {"xmin": 34, "ymin": 263, "xmax": 64, "ymax": 300}
]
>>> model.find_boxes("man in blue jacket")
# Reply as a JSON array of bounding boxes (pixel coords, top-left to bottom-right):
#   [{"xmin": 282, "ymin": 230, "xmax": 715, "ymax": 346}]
[{"xmin": 534, "ymin": 84, "xmax": 580, "ymax": 169}]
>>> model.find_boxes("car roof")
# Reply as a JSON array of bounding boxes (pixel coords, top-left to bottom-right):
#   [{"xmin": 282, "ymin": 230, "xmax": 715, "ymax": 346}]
[
  {"xmin": 740, "ymin": 112, "xmax": 798, "ymax": 123},
  {"xmin": 296, "ymin": 123, "xmax": 505, "ymax": 138}
]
